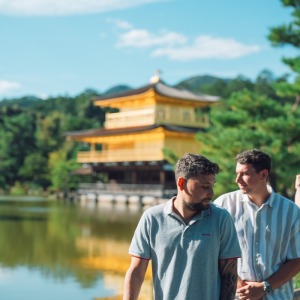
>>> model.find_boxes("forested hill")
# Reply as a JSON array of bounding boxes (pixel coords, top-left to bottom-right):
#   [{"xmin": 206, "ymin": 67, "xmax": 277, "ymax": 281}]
[
  {"xmin": 0, "ymin": 70, "xmax": 297, "ymax": 197},
  {"xmin": 0, "ymin": 95, "xmax": 42, "ymax": 108},
  {"xmin": 0, "ymin": 71, "xmax": 279, "ymax": 111},
  {"xmin": 0, "ymin": 74, "xmax": 229, "ymax": 109},
  {"xmin": 175, "ymin": 74, "xmax": 231, "ymax": 91},
  {"xmin": 103, "ymin": 74, "xmax": 233, "ymax": 95}
]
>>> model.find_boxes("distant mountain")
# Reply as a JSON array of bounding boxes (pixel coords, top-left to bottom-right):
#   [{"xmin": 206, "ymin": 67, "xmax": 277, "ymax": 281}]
[
  {"xmin": 174, "ymin": 75, "xmax": 232, "ymax": 93},
  {"xmin": 101, "ymin": 75, "xmax": 233, "ymax": 98},
  {"xmin": 102, "ymin": 85, "xmax": 132, "ymax": 97},
  {"xmin": 0, "ymin": 75, "xmax": 235, "ymax": 109},
  {"xmin": 0, "ymin": 95, "xmax": 42, "ymax": 108}
]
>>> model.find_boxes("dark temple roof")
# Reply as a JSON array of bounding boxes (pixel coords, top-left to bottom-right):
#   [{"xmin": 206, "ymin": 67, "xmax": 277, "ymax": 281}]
[
  {"xmin": 65, "ymin": 124, "xmax": 201, "ymax": 138},
  {"xmin": 95, "ymin": 79, "xmax": 219, "ymax": 103}
]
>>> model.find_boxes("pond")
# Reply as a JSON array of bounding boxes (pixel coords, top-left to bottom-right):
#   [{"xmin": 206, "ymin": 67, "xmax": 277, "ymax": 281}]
[
  {"xmin": 0, "ymin": 196, "xmax": 298, "ymax": 300},
  {"xmin": 0, "ymin": 196, "xmax": 152, "ymax": 300}
]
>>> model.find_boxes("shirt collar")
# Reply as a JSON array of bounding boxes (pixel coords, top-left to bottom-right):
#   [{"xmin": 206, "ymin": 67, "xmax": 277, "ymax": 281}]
[
  {"xmin": 265, "ymin": 190, "xmax": 275, "ymax": 207},
  {"xmin": 239, "ymin": 186, "xmax": 275, "ymax": 208},
  {"xmin": 163, "ymin": 197, "xmax": 212, "ymax": 219},
  {"xmin": 163, "ymin": 198, "xmax": 174, "ymax": 215}
]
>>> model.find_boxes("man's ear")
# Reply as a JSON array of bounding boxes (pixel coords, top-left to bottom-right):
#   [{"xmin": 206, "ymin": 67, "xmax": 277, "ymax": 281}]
[
  {"xmin": 261, "ymin": 169, "xmax": 269, "ymax": 180},
  {"xmin": 178, "ymin": 177, "xmax": 184, "ymax": 191}
]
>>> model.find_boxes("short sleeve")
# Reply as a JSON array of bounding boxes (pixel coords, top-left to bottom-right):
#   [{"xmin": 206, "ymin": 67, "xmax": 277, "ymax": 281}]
[
  {"xmin": 129, "ymin": 211, "xmax": 152, "ymax": 260},
  {"xmin": 219, "ymin": 211, "xmax": 241, "ymax": 259}
]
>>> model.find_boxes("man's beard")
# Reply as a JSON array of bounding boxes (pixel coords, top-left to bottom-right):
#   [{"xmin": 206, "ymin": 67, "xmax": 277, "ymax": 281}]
[{"xmin": 183, "ymin": 199, "xmax": 210, "ymax": 212}]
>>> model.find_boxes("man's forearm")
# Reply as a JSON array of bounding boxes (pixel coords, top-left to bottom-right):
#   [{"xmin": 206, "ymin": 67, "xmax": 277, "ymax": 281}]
[
  {"xmin": 267, "ymin": 258, "xmax": 300, "ymax": 290},
  {"xmin": 237, "ymin": 258, "xmax": 300, "ymax": 299},
  {"xmin": 123, "ymin": 257, "xmax": 149, "ymax": 300},
  {"xmin": 123, "ymin": 269, "xmax": 144, "ymax": 300},
  {"xmin": 219, "ymin": 258, "xmax": 238, "ymax": 300}
]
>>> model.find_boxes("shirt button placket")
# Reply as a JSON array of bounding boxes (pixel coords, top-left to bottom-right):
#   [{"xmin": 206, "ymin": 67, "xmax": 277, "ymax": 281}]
[
  {"xmin": 254, "ymin": 211, "xmax": 261, "ymax": 280},
  {"xmin": 182, "ymin": 227, "xmax": 191, "ymax": 246}
]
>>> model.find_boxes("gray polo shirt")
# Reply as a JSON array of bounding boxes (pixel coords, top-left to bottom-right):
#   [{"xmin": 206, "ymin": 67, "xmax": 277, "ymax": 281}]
[{"xmin": 129, "ymin": 198, "xmax": 241, "ymax": 300}]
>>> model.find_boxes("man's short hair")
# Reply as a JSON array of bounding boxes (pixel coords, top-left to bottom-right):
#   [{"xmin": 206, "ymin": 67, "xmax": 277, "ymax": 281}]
[
  {"xmin": 175, "ymin": 153, "xmax": 219, "ymax": 180},
  {"xmin": 236, "ymin": 149, "xmax": 271, "ymax": 173}
]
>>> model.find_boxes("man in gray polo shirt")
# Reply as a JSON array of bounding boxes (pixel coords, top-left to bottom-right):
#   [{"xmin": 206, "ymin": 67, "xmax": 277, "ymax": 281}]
[{"xmin": 123, "ymin": 153, "xmax": 241, "ymax": 300}]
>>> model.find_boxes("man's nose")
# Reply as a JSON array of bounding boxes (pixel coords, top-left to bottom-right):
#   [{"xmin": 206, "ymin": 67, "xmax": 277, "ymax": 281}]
[
  {"xmin": 235, "ymin": 174, "xmax": 242, "ymax": 184},
  {"xmin": 207, "ymin": 187, "xmax": 214, "ymax": 199}
]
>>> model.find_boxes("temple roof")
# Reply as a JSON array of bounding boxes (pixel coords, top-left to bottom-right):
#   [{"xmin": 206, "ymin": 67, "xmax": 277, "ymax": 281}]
[
  {"xmin": 65, "ymin": 124, "xmax": 201, "ymax": 139},
  {"xmin": 95, "ymin": 79, "xmax": 219, "ymax": 103}
]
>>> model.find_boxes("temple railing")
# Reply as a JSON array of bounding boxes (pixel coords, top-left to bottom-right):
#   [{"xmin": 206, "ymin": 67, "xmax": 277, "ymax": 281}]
[
  {"xmin": 77, "ymin": 183, "xmax": 176, "ymax": 200},
  {"xmin": 77, "ymin": 148, "xmax": 164, "ymax": 163}
]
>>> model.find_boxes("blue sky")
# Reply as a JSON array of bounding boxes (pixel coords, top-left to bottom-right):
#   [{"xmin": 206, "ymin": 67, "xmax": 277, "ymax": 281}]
[{"xmin": 0, "ymin": 0, "xmax": 297, "ymax": 100}]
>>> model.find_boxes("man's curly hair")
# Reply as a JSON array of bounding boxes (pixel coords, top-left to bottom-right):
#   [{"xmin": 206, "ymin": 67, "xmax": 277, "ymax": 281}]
[{"xmin": 175, "ymin": 153, "xmax": 219, "ymax": 180}]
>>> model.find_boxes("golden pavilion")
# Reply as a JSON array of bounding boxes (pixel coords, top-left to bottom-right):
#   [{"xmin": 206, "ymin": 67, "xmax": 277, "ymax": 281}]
[{"xmin": 66, "ymin": 75, "xmax": 219, "ymax": 192}]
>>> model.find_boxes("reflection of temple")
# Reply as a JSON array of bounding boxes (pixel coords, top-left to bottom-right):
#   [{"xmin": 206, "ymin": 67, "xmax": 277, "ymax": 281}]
[
  {"xmin": 66, "ymin": 75, "xmax": 219, "ymax": 192},
  {"xmin": 76, "ymin": 236, "xmax": 153, "ymax": 300}
]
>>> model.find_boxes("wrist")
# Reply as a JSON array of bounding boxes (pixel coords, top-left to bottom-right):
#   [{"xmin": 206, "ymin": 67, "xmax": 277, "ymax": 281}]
[{"xmin": 262, "ymin": 280, "xmax": 273, "ymax": 294}]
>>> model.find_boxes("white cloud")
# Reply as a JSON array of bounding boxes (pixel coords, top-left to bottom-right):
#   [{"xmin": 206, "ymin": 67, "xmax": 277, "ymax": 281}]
[
  {"xmin": 108, "ymin": 18, "xmax": 133, "ymax": 30},
  {"xmin": 0, "ymin": 80, "xmax": 21, "ymax": 94},
  {"xmin": 152, "ymin": 35, "xmax": 261, "ymax": 61},
  {"xmin": 113, "ymin": 20, "xmax": 262, "ymax": 61},
  {"xmin": 117, "ymin": 29, "xmax": 187, "ymax": 48},
  {"xmin": 0, "ymin": 0, "xmax": 163, "ymax": 16}
]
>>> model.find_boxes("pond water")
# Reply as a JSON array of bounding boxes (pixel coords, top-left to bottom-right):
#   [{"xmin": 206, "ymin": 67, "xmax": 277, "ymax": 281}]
[
  {"xmin": 0, "ymin": 196, "xmax": 152, "ymax": 300},
  {"xmin": 0, "ymin": 196, "xmax": 298, "ymax": 300}
]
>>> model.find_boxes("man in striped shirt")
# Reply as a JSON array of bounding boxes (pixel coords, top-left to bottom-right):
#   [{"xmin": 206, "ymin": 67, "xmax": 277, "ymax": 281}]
[{"xmin": 214, "ymin": 149, "xmax": 300, "ymax": 299}]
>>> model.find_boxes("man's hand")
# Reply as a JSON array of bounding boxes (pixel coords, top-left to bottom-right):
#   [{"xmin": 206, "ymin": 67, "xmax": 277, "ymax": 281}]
[
  {"xmin": 236, "ymin": 281, "xmax": 264, "ymax": 300},
  {"xmin": 237, "ymin": 277, "xmax": 246, "ymax": 290}
]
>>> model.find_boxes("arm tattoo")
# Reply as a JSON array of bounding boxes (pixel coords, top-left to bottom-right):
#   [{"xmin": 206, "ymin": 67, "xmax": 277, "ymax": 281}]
[{"xmin": 218, "ymin": 258, "xmax": 238, "ymax": 300}]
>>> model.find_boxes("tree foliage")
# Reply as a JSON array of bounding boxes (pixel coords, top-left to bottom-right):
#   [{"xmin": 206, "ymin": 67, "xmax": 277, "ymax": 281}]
[
  {"xmin": 268, "ymin": 0, "xmax": 300, "ymax": 110},
  {"xmin": 197, "ymin": 90, "xmax": 300, "ymax": 197},
  {"xmin": 0, "ymin": 89, "xmax": 103, "ymax": 192},
  {"xmin": 196, "ymin": 1, "xmax": 300, "ymax": 198}
]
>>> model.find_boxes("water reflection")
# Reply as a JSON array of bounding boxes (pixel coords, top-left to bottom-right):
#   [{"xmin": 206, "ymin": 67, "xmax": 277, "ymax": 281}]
[{"xmin": 0, "ymin": 196, "xmax": 152, "ymax": 300}]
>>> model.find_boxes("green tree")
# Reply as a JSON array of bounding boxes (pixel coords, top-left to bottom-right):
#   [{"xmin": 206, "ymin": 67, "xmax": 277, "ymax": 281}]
[
  {"xmin": 195, "ymin": 0, "xmax": 300, "ymax": 198},
  {"xmin": 19, "ymin": 152, "xmax": 50, "ymax": 188},
  {"xmin": 254, "ymin": 69, "xmax": 282, "ymax": 100},
  {"xmin": 48, "ymin": 143, "xmax": 80, "ymax": 191},
  {"xmin": 268, "ymin": 0, "xmax": 300, "ymax": 110},
  {"xmin": 224, "ymin": 75, "xmax": 254, "ymax": 97},
  {"xmin": 0, "ymin": 109, "xmax": 37, "ymax": 188},
  {"xmin": 196, "ymin": 90, "xmax": 300, "ymax": 197},
  {"xmin": 35, "ymin": 111, "xmax": 70, "ymax": 155}
]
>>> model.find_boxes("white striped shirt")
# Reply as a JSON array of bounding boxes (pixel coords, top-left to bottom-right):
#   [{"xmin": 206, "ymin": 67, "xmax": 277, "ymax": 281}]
[{"xmin": 215, "ymin": 190, "xmax": 300, "ymax": 300}]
